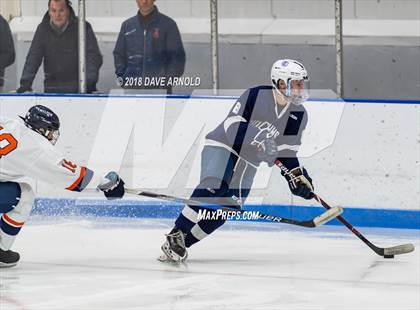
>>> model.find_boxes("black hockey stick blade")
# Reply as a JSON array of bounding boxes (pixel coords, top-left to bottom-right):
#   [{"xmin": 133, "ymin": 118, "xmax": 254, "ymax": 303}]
[{"xmin": 126, "ymin": 188, "xmax": 342, "ymax": 228}]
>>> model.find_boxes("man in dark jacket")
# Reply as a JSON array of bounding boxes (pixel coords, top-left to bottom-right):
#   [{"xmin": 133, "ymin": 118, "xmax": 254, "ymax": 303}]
[
  {"xmin": 113, "ymin": 0, "xmax": 186, "ymax": 94},
  {"xmin": 0, "ymin": 14, "xmax": 15, "ymax": 93},
  {"xmin": 17, "ymin": 0, "xmax": 103, "ymax": 93}
]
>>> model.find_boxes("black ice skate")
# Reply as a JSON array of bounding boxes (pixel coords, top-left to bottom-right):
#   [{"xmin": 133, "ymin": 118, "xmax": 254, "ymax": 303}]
[
  {"xmin": 0, "ymin": 248, "xmax": 20, "ymax": 268},
  {"xmin": 158, "ymin": 228, "xmax": 188, "ymax": 263}
]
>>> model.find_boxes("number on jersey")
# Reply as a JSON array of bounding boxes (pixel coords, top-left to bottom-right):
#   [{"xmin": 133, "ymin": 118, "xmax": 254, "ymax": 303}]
[
  {"xmin": 0, "ymin": 125, "xmax": 18, "ymax": 158},
  {"xmin": 232, "ymin": 102, "xmax": 242, "ymax": 114},
  {"xmin": 61, "ymin": 159, "xmax": 77, "ymax": 173}
]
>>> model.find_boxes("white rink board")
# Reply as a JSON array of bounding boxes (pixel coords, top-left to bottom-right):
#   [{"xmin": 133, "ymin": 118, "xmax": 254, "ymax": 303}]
[{"xmin": 0, "ymin": 94, "xmax": 419, "ymax": 211}]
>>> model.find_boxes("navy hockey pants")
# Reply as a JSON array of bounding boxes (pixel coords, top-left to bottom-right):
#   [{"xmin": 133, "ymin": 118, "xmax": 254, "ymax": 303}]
[
  {"xmin": 0, "ymin": 182, "xmax": 21, "ymax": 214},
  {"xmin": 175, "ymin": 145, "xmax": 257, "ymax": 247}
]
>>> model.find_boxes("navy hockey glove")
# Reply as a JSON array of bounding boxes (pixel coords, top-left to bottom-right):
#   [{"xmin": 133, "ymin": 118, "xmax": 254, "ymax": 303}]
[
  {"xmin": 98, "ymin": 171, "xmax": 125, "ymax": 200},
  {"xmin": 256, "ymin": 136, "xmax": 278, "ymax": 167},
  {"xmin": 282, "ymin": 167, "xmax": 314, "ymax": 200}
]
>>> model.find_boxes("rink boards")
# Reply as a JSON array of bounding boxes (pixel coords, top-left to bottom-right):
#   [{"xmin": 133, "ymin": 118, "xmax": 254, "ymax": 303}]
[{"xmin": 0, "ymin": 94, "xmax": 419, "ymax": 229}]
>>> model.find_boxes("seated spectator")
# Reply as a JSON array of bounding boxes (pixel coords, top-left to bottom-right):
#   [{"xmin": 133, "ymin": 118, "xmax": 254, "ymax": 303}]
[
  {"xmin": 113, "ymin": 0, "xmax": 186, "ymax": 94},
  {"xmin": 17, "ymin": 0, "xmax": 102, "ymax": 94},
  {"xmin": 0, "ymin": 14, "xmax": 15, "ymax": 93}
]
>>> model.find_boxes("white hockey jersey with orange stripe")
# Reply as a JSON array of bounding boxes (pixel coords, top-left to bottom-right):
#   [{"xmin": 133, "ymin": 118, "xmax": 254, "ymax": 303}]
[{"xmin": 0, "ymin": 116, "xmax": 98, "ymax": 192}]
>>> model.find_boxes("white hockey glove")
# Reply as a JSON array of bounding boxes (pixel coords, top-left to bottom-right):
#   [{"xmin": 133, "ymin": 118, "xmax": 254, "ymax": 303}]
[{"xmin": 97, "ymin": 171, "xmax": 125, "ymax": 200}]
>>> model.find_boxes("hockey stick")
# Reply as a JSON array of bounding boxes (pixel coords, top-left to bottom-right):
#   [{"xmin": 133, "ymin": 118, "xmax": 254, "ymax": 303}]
[
  {"xmin": 125, "ymin": 188, "xmax": 342, "ymax": 228},
  {"xmin": 274, "ymin": 159, "xmax": 415, "ymax": 258}
]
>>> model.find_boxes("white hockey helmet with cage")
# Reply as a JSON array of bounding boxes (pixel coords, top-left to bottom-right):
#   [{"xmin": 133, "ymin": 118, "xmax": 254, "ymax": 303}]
[{"xmin": 271, "ymin": 59, "xmax": 309, "ymax": 105}]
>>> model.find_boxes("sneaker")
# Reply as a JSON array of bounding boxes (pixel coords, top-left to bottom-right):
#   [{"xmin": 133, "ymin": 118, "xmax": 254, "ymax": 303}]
[
  {"xmin": 0, "ymin": 248, "xmax": 20, "ymax": 268},
  {"xmin": 158, "ymin": 228, "xmax": 188, "ymax": 263}
]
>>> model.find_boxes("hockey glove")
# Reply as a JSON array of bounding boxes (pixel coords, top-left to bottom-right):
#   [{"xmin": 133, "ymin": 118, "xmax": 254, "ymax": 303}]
[
  {"xmin": 256, "ymin": 136, "xmax": 278, "ymax": 167},
  {"xmin": 282, "ymin": 167, "xmax": 314, "ymax": 200},
  {"xmin": 98, "ymin": 171, "xmax": 125, "ymax": 200}
]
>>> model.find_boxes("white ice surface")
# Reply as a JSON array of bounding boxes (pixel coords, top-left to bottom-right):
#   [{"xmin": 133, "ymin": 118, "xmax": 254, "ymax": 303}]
[{"xmin": 1, "ymin": 217, "xmax": 419, "ymax": 310}]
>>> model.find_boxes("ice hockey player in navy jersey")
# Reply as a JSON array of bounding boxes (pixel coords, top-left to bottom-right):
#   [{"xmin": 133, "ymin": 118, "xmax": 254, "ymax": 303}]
[
  {"xmin": 0, "ymin": 105, "xmax": 125, "ymax": 267},
  {"xmin": 159, "ymin": 59, "xmax": 316, "ymax": 263}
]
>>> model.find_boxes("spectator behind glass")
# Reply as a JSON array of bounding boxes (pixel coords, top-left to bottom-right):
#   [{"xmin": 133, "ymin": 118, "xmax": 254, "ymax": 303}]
[
  {"xmin": 113, "ymin": 0, "xmax": 186, "ymax": 94},
  {"xmin": 0, "ymin": 14, "xmax": 15, "ymax": 93},
  {"xmin": 17, "ymin": 0, "xmax": 103, "ymax": 94}
]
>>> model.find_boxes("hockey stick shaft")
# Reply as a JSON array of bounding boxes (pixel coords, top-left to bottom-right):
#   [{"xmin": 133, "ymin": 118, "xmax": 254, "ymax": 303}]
[
  {"xmin": 125, "ymin": 188, "xmax": 340, "ymax": 228},
  {"xmin": 274, "ymin": 159, "xmax": 415, "ymax": 257}
]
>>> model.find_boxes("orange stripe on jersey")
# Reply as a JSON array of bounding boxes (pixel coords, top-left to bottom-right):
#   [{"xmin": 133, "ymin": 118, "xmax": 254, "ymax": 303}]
[
  {"xmin": 66, "ymin": 166, "xmax": 86, "ymax": 191},
  {"xmin": 2, "ymin": 214, "xmax": 25, "ymax": 227}
]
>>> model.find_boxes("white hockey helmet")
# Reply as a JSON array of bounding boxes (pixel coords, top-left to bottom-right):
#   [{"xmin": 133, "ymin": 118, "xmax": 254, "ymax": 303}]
[{"xmin": 271, "ymin": 59, "xmax": 309, "ymax": 105}]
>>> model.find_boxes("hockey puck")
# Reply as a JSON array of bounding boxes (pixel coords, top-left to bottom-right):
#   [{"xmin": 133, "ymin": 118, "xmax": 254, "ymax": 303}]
[{"xmin": 384, "ymin": 255, "xmax": 394, "ymax": 259}]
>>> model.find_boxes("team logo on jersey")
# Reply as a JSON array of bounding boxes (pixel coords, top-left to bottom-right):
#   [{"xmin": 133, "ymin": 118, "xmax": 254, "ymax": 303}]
[
  {"xmin": 250, "ymin": 120, "xmax": 280, "ymax": 148},
  {"xmin": 281, "ymin": 60, "xmax": 289, "ymax": 67},
  {"xmin": 252, "ymin": 120, "xmax": 280, "ymax": 139}
]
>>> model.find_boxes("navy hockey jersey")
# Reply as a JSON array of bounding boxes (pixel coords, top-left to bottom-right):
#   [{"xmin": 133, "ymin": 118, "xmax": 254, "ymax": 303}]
[{"xmin": 206, "ymin": 85, "xmax": 307, "ymax": 168}]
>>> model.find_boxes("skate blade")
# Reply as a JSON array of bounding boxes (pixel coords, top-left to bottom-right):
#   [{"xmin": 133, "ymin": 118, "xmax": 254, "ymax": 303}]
[
  {"xmin": 157, "ymin": 253, "xmax": 173, "ymax": 263},
  {"xmin": 313, "ymin": 206, "xmax": 343, "ymax": 226},
  {"xmin": 0, "ymin": 262, "xmax": 18, "ymax": 268},
  {"xmin": 157, "ymin": 253, "xmax": 183, "ymax": 265}
]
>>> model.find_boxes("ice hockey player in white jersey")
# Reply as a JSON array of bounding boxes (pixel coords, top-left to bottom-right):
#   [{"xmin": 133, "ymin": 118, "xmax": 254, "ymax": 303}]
[{"xmin": 0, "ymin": 105, "xmax": 125, "ymax": 267}]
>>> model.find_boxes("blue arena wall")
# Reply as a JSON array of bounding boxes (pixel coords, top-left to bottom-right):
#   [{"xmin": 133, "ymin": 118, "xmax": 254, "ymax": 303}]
[{"xmin": 32, "ymin": 199, "xmax": 420, "ymax": 230}]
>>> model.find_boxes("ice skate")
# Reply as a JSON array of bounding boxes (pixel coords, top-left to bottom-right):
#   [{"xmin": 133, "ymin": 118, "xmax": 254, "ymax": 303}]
[
  {"xmin": 0, "ymin": 248, "xmax": 20, "ymax": 268},
  {"xmin": 158, "ymin": 228, "xmax": 188, "ymax": 263}
]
